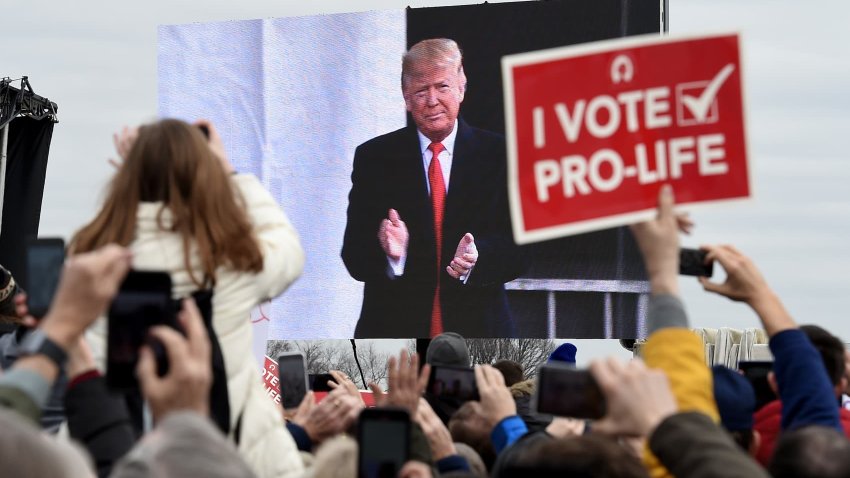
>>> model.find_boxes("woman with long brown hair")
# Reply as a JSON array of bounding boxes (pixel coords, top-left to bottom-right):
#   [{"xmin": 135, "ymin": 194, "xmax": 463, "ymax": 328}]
[{"xmin": 74, "ymin": 119, "xmax": 305, "ymax": 477}]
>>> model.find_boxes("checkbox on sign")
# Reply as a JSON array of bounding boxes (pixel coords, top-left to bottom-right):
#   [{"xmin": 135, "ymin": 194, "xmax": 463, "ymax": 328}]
[
  {"xmin": 676, "ymin": 63, "xmax": 735, "ymax": 127},
  {"xmin": 676, "ymin": 81, "xmax": 719, "ymax": 126}
]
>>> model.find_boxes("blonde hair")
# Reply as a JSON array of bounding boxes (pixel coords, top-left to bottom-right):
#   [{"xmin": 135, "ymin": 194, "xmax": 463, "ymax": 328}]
[{"xmin": 401, "ymin": 38, "xmax": 467, "ymax": 94}]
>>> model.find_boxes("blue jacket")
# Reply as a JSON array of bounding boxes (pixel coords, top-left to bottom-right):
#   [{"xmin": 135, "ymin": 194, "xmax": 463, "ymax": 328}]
[{"xmin": 770, "ymin": 329, "xmax": 841, "ymax": 432}]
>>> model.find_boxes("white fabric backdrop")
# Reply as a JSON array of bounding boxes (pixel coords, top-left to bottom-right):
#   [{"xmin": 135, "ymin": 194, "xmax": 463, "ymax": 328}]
[{"xmin": 158, "ymin": 10, "xmax": 406, "ymax": 339}]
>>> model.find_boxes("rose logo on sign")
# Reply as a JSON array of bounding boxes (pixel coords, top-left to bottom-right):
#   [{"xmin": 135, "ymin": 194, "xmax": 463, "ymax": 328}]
[
  {"xmin": 610, "ymin": 55, "xmax": 634, "ymax": 84},
  {"xmin": 503, "ymin": 33, "xmax": 750, "ymax": 244}
]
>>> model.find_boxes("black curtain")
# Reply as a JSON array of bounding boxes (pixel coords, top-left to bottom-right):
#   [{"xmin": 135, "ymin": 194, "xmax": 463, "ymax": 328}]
[
  {"xmin": 0, "ymin": 117, "xmax": 55, "ymax": 282},
  {"xmin": 407, "ymin": 0, "xmax": 660, "ymax": 338}
]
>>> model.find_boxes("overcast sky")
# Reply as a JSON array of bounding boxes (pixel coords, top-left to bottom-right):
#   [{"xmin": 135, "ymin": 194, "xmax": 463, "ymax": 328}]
[{"xmin": 4, "ymin": 0, "xmax": 848, "ymax": 364}]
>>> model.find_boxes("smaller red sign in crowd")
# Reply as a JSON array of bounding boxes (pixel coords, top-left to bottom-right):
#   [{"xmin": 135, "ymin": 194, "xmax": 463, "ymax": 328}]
[
  {"xmin": 261, "ymin": 356, "xmax": 376, "ymax": 406},
  {"xmin": 502, "ymin": 33, "xmax": 750, "ymax": 244}
]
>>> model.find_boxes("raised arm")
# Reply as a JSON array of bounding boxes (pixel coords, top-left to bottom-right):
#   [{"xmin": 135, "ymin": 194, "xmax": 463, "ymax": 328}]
[
  {"xmin": 699, "ymin": 245, "xmax": 840, "ymax": 432},
  {"xmin": 0, "ymin": 245, "xmax": 131, "ymax": 423}
]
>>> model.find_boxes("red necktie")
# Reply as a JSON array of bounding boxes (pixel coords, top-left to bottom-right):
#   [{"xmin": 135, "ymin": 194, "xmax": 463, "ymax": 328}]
[{"xmin": 428, "ymin": 142, "xmax": 446, "ymax": 337}]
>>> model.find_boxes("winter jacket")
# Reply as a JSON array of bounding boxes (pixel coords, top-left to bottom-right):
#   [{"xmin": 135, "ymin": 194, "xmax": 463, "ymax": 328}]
[
  {"xmin": 64, "ymin": 372, "xmax": 135, "ymax": 478},
  {"xmin": 751, "ymin": 329, "xmax": 844, "ymax": 465},
  {"xmin": 753, "ymin": 399, "xmax": 850, "ymax": 465},
  {"xmin": 510, "ymin": 379, "xmax": 552, "ymax": 433},
  {"xmin": 641, "ymin": 295, "xmax": 719, "ymax": 478},
  {"xmin": 650, "ymin": 412, "xmax": 769, "ymax": 478},
  {"xmin": 87, "ymin": 174, "xmax": 305, "ymax": 478}
]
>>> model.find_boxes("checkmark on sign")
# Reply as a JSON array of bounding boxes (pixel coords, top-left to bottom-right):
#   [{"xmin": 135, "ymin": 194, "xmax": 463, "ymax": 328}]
[{"xmin": 676, "ymin": 64, "xmax": 735, "ymax": 126}]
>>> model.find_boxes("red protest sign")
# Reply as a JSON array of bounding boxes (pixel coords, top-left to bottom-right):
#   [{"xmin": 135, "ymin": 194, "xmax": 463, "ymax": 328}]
[
  {"xmin": 502, "ymin": 33, "xmax": 750, "ymax": 244},
  {"xmin": 262, "ymin": 355, "xmax": 282, "ymax": 405},
  {"xmin": 261, "ymin": 356, "xmax": 376, "ymax": 406}
]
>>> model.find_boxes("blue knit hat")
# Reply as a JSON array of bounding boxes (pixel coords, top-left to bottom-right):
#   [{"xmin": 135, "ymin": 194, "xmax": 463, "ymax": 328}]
[
  {"xmin": 712, "ymin": 365, "xmax": 756, "ymax": 431},
  {"xmin": 548, "ymin": 343, "xmax": 577, "ymax": 364}
]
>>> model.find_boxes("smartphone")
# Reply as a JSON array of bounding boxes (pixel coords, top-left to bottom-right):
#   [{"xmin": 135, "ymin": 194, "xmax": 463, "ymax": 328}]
[
  {"xmin": 357, "ymin": 408, "xmax": 410, "ymax": 478},
  {"xmin": 426, "ymin": 365, "xmax": 479, "ymax": 401},
  {"xmin": 24, "ymin": 237, "xmax": 66, "ymax": 319},
  {"xmin": 106, "ymin": 271, "xmax": 177, "ymax": 390},
  {"xmin": 310, "ymin": 373, "xmax": 336, "ymax": 392},
  {"xmin": 738, "ymin": 361, "xmax": 777, "ymax": 412},
  {"xmin": 278, "ymin": 352, "xmax": 308, "ymax": 409},
  {"xmin": 679, "ymin": 248, "xmax": 713, "ymax": 277},
  {"xmin": 534, "ymin": 363, "xmax": 606, "ymax": 419},
  {"xmin": 197, "ymin": 124, "xmax": 210, "ymax": 139}
]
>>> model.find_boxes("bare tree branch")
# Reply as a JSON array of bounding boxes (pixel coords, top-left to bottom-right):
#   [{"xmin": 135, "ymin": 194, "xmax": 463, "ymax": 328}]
[
  {"xmin": 465, "ymin": 338, "xmax": 557, "ymax": 379},
  {"xmin": 265, "ymin": 339, "xmax": 394, "ymax": 388}
]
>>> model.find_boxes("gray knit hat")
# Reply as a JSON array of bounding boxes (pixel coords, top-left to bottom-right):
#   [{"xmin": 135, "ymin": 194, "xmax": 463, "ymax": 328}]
[{"xmin": 426, "ymin": 332, "xmax": 470, "ymax": 367}]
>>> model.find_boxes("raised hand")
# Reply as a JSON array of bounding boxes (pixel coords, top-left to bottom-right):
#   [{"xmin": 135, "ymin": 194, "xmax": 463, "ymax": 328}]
[
  {"xmin": 327, "ymin": 370, "xmax": 365, "ymax": 405},
  {"xmin": 291, "ymin": 387, "xmax": 361, "ymax": 446},
  {"xmin": 414, "ymin": 398, "xmax": 457, "ymax": 460},
  {"xmin": 698, "ymin": 244, "xmax": 795, "ymax": 336},
  {"xmin": 137, "ymin": 298, "xmax": 212, "ymax": 424},
  {"xmin": 193, "ymin": 119, "xmax": 234, "ymax": 174},
  {"xmin": 629, "ymin": 185, "xmax": 693, "ymax": 295},
  {"xmin": 447, "ymin": 232, "xmax": 478, "ymax": 280},
  {"xmin": 40, "ymin": 244, "xmax": 132, "ymax": 349},
  {"xmin": 369, "ymin": 349, "xmax": 429, "ymax": 415},
  {"xmin": 590, "ymin": 357, "xmax": 677, "ymax": 438},
  {"xmin": 474, "ymin": 364, "xmax": 516, "ymax": 428},
  {"xmin": 378, "ymin": 209, "xmax": 409, "ymax": 261},
  {"xmin": 109, "ymin": 125, "xmax": 139, "ymax": 169},
  {"xmin": 698, "ymin": 245, "xmax": 771, "ymax": 305}
]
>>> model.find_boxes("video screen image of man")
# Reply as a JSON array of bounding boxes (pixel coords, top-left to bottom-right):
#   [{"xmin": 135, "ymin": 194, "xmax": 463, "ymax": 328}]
[{"xmin": 342, "ymin": 38, "xmax": 526, "ymax": 338}]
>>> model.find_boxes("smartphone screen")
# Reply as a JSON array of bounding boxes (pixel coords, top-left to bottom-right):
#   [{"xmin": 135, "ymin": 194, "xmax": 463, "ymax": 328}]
[
  {"xmin": 278, "ymin": 352, "xmax": 308, "ymax": 409},
  {"xmin": 679, "ymin": 248, "xmax": 714, "ymax": 277},
  {"xmin": 738, "ymin": 361, "xmax": 777, "ymax": 412},
  {"xmin": 426, "ymin": 365, "xmax": 479, "ymax": 401},
  {"xmin": 310, "ymin": 373, "xmax": 336, "ymax": 392},
  {"xmin": 358, "ymin": 408, "xmax": 410, "ymax": 478},
  {"xmin": 106, "ymin": 271, "xmax": 175, "ymax": 390},
  {"xmin": 24, "ymin": 238, "xmax": 65, "ymax": 319},
  {"xmin": 534, "ymin": 363, "xmax": 606, "ymax": 419}
]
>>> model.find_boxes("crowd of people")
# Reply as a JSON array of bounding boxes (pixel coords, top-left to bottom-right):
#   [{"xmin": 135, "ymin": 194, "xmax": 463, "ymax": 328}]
[{"xmin": 1, "ymin": 74, "xmax": 849, "ymax": 478}]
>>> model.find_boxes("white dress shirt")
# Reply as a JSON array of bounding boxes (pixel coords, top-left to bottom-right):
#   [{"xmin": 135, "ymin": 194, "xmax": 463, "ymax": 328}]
[{"xmin": 387, "ymin": 121, "xmax": 468, "ymax": 281}]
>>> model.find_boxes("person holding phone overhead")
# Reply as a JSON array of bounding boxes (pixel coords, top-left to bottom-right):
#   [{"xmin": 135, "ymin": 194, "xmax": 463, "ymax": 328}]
[{"xmin": 70, "ymin": 119, "xmax": 305, "ymax": 478}]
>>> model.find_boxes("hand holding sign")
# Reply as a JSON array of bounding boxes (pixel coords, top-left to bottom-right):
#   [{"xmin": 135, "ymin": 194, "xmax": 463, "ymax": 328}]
[{"xmin": 629, "ymin": 185, "xmax": 694, "ymax": 296}]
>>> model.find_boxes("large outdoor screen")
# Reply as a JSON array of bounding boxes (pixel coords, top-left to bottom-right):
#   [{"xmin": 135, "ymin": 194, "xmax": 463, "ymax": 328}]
[{"xmin": 158, "ymin": 0, "xmax": 662, "ymax": 339}]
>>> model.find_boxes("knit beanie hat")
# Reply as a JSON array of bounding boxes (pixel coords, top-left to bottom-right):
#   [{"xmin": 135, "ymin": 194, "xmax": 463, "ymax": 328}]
[
  {"xmin": 712, "ymin": 365, "xmax": 756, "ymax": 431},
  {"xmin": 426, "ymin": 332, "xmax": 470, "ymax": 367},
  {"xmin": 548, "ymin": 343, "xmax": 577, "ymax": 364}
]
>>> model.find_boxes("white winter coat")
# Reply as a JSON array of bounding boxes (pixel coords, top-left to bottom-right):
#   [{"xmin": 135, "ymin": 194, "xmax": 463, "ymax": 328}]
[{"xmin": 87, "ymin": 174, "xmax": 306, "ymax": 478}]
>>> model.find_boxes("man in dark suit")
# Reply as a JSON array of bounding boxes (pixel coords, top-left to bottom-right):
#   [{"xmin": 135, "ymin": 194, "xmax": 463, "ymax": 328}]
[{"xmin": 342, "ymin": 38, "xmax": 525, "ymax": 338}]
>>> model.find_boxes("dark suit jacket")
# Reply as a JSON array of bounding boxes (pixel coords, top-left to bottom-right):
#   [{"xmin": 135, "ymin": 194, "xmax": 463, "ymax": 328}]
[{"xmin": 342, "ymin": 119, "xmax": 526, "ymax": 338}]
